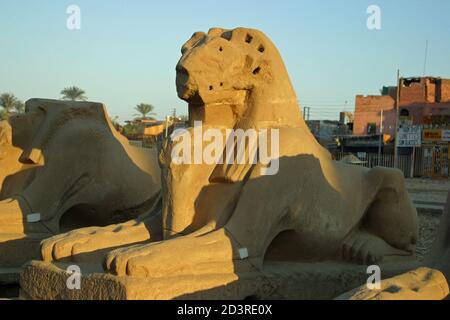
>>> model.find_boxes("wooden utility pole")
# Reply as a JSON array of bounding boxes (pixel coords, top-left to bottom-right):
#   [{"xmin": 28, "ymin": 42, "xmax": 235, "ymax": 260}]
[
  {"xmin": 394, "ymin": 70, "xmax": 401, "ymax": 169},
  {"xmin": 410, "ymin": 146, "xmax": 416, "ymax": 178},
  {"xmin": 378, "ymin": 109, "xmax": 384, "ymax": 166},
  {"xmin": 165, "ymin": 115, "xmax": 170, "ymax": 138}
]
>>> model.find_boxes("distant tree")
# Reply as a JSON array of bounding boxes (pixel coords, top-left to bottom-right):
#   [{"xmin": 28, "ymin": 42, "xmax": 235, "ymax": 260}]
[
  {"xmin": 14, "ymin": 100, "xmax": 25, "ymax": 114},
  {"xmin": 109, "ymin": 116, "xmax": 121, "ymax": 131},
  {"xmin": 122, "ymin": 123, "xmax": 142, "ymax": 138},
  {"xmin": 0, "ymin": 93, "xmax": 25, "ymax": 118},
  {"xmin": 110, "ymin": 116, "xmax": 119, "ymax": 125},
  {"xmin": 134, "ymin": 103, "xmax": 156, "ymax": 120},
  {"xmin": 0, "ymin": 93, "xmax": 19, "ymax": 115},
  {"xmin": 60, "ymin": 86, "xmax": 88, "ymax": 101}
]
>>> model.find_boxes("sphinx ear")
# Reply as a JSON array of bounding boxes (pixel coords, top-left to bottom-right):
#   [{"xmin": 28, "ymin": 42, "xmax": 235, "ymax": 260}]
[
  {"xmin": 235, "ymin": 55, "xmax": 272, "ymax": 90},
  {"xmin": 232, "ymin": 56, "xmax": 272, "ymax": 90},
  {"xmin": 250, "ymin": 59, "xmax": 272, "ymax": 81}
]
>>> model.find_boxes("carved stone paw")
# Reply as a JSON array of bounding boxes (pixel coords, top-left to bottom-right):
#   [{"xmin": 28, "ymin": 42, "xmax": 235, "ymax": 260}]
[
  {"xmin": 41, "ymin": 223, "xmax": 147, "ymax": 262},
  {"xmin": 342, "ymin": 231, "xmax": 412, "ymax": 265},
  {"xmin": 41, "ymin": 227, "xmax": 112, "ymax": 261},
  {"xmin": 105, "ymin": 229, "xmax": 237, "ymax": 278}
]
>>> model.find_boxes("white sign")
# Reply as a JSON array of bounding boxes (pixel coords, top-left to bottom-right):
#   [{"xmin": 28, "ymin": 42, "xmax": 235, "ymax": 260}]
[
  {"xmin": 442, "ymin": 130, "xmax": 450, "ymax": 142},
  {"xmin": 398, "ymin": 126, "xmax": 421, "ymax": 147}
]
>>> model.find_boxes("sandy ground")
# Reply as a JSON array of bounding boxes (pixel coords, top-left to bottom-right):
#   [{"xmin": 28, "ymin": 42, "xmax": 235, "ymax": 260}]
[
  {"xmin": 416, "ymin": 212, "xmax": 441, "ymax": 261},
  {"xmin": 406, "ymin": 178, "xmax": 449, "ymax": 261}
]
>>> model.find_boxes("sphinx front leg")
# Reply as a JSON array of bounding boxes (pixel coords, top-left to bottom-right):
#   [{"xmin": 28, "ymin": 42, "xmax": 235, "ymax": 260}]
[
  {"xmin": 0, "ymin": 197, "xmax": 53, "ymax": 267},
  {"xmin": 41, "ymin": 211, "xmax": 163, "ymax": 262},
  {"xmin": 103, "ymin": 164, "xmax": 292, "ymax": 278},
  {"xmin": 0, "ymin": 197, "xmax": 51, "ymax": 234},
  {"xmin": 104, "ymin": 226, "xmax": 256, "ymax": 277},
  {"xmin": 104, "ymin": 188, "xmax": 288, "ymax": 278},
  {"xmin": 0, "ymin": 198, "xmax": 27, "ymax": 234}
]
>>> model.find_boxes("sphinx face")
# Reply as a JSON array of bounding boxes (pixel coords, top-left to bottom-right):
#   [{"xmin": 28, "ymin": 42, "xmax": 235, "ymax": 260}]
[
  {"xmin": 175, "ymin": 33, "xmax": 249, "ymax": 106},
  {"xmin": 8, "ymin": 109, "xmax": 45, "ymax": 150}
]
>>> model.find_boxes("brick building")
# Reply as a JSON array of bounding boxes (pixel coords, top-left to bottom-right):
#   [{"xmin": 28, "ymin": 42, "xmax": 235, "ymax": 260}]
[
  {"xmin": 353, "ymin": 95, "xmax": 396, "ymax": 136},
  {"xmin": 353, "ymin": 77, "xmax": 450, "ymax": 137}
]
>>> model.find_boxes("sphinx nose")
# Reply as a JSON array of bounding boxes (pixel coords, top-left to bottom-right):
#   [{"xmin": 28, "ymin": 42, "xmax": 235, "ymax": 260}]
[
  {"xmin": 176, "ymin": 64, "xmax": 190, "ymax": 86},
  {"xmin": 176, "ymin": 64, "xmax": 189, "ymax": 77}
]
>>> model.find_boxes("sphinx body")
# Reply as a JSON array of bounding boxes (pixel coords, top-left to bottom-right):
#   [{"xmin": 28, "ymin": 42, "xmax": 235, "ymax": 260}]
[
  {"xmin": 0, "ymin": 99, "xmax": 161, "ymax": 268},
  {"xmin": 40, "ymin": 28, "xmax": 418, "ymax": 286}
]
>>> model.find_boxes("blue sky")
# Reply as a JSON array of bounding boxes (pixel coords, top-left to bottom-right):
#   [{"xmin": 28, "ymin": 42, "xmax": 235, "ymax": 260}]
[{"xmin": 1, "ymin": 0, "xmax": 449, "ymax": 122}]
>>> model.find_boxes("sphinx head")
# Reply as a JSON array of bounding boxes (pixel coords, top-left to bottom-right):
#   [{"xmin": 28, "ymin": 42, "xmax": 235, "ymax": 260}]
[
  {"xmin": 7, "ymin": 99, "xmax": 115, "ymax": 165},
  {"xmin": 176, "ymin": 27, "xmax": 302, "ymax": 128}
]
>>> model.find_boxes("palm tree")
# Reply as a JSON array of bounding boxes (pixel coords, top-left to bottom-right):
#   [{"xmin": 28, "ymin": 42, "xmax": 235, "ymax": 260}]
[
  {"xmin": 60, "ymin": 86, "xmax": 88, "ymax": 101},
  {"xmin": 0, "ymin": 93, "xmax": 19, "ymax": 115},
  {"xmin": 134, "ymin": 103, "xmax": 156, "ymax": 120}
]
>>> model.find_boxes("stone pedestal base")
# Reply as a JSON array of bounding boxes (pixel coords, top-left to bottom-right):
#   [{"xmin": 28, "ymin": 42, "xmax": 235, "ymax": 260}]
[{"xmin": 20, "ymin": 260, "xmax": 419, "ymax": 300}]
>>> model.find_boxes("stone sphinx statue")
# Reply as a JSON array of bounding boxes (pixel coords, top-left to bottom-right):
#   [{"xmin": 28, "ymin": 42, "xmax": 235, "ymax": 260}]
[
  {"xmin": 0, "ymin": 99, "xmax": 161, "ymax": 269},
  {"xmin": 21, "ymin": 28, "xmax": 423, "ymax": 300}
]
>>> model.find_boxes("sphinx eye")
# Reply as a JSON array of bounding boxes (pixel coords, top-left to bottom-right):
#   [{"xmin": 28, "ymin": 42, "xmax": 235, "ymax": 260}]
[
  {"xmin": 253, "ymin": 67, "xmax": 261, "ymax": 75},
  {"xmin": 258, "ymin": 45, "xmax": 265, "ymax": 53},
  {"xmin": 245, "ymin": 34, "xmax": 253, "ymax": 43},
  {"xmin": 219, "ymin": 47, "xmax": 223, "ymax": 52}
]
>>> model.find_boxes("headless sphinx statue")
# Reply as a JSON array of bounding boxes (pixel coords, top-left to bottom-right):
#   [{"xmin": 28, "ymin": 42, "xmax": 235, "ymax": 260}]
[
  {"xmin": 0, "ymin": 99, "xmax": 161, "ymax": 268},
  {"xmin": 41, "ymin": 28, "xmax": 418, "ymax": 281}
]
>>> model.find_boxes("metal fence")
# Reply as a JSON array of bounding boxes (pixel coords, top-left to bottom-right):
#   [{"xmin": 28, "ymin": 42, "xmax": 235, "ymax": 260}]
[
  {"xmin": 414, "ymin": 146, "xmax": 449, "ymax": 178},
  {"xmin": 336, "ymin": 153, "xmax": 413, "ymax": 178},
  {"xmin": 337, "ymin": 146, "xmax": 450, "ymax": 179},
  {"xmin": 130, "ymin": 138, "xmax": 448, "ymax": 179}
]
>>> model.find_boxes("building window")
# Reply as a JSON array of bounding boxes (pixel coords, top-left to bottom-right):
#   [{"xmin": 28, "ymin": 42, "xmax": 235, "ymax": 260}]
[
  {"xmin": 367, "ymin": 123, "xmax": 377, "ymax": 135},
  {"xmin": 400, "ymin": 109, "xmax": 410, "ymax": 117}
]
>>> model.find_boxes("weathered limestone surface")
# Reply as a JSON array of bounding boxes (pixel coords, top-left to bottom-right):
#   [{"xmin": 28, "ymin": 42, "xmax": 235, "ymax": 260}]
[
  {"xmin": 335, "ymin": 267, "xmax": 449, "ymax": 300},
  {"xmin": 20, "ymin": 28, "xmax": 423, "ymax": 299},
  {"xmin": 20, "ymin": 260, "xmax": 419, "ymax": 300},
  {"xmin": 0, "ymin": 99, "xmax": 161, "ymax": 270}
]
